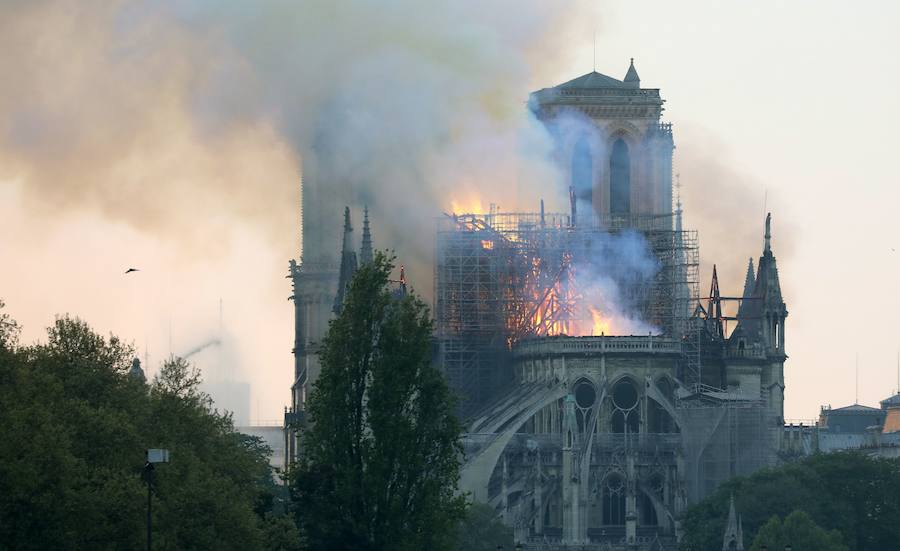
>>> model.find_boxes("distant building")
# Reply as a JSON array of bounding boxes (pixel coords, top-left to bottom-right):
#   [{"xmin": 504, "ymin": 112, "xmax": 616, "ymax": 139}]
[
  {"xmin": 881, "ymin": 393, "xmax": 900, "ymax": 434},
  {"xmin": 238, "ymin": 424, "xmax": 287, "ymax": 478},
  {"xmin": 781, "ymin": 392, "xmax": 900, "ymax": 458},
  {"xmin": 818, "ymin": 404, "xmax": 885, "ymax": 434}
]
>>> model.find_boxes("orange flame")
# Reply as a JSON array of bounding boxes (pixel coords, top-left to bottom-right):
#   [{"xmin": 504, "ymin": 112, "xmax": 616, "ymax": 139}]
[
  {"xmin": 588, "ymin": 306, "xmax": 611, "ymax": 336},
  {"xmin": 450, "ymin": 197, "xmax": 484, "ymax": 215}
]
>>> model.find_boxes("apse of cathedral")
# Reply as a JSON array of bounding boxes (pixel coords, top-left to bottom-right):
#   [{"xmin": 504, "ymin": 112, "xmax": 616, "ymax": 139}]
[{"xmin": 287, "ymin": 60, "xmax": 788, "ymax": 551}]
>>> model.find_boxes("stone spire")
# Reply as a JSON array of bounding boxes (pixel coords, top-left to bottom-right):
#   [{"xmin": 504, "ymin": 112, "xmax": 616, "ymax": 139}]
[
  {"xmin": 333, "ymin": 207, "xmax": 358, "ymax": 315},
  {"xmin": 736, "ymin": 258, "xmax": 755, "ymax": 319},
  {"xmin": 730, "ymin": 214, "xmax": 787, "ymax": 351},
  {"xmin": 722, "ymin": 495, "xmax": 744, "ymax": 550},
  {"xmin": 360, "ymin": 206, "xmax": 373, "ymax": 265},
  {"xmin": 624, "ymin": 58, "xmax": 640, "ymax": 87}
]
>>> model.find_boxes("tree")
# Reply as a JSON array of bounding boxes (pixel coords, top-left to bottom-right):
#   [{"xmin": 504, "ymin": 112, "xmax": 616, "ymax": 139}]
[
  {"xmin": 0, "ymin": 311, "xmax": 294, "ymax": 550},
  {"xmin": 454, "ymin": 502, "xmax": 514, "ymax": 551},
  {"xmin": 290, "ymin": 253, "xmax": 466, "ymax": 551},
  {"xmin": 678, "ymin": 452, "xmax": 900, "ymax": 551},
  {"xmin": 0, "ymin": 299, "xmax": 20, "ymax": 351},
  {"xmin": 750, "ymin": 510, "xmax": 847, "ymax": 551}
]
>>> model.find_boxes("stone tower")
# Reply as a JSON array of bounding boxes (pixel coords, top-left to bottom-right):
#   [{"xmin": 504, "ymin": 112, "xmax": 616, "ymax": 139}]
[
  {"xmin": 529, "ymin": 59, "xmax": 675, "ymax": 227},
  {"xmin": 727, "ymin": 213, "xmax": 789, "ymax": 448},
  {"xmin": 286, "ymin": 147, "xmax": 370, "ymax": 461}
]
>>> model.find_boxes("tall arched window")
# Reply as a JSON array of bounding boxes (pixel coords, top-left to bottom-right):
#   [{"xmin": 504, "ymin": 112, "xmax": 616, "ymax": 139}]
[
  {"xmin": 572, "ymin": 137, "xmax": 593, "ymax": 208},
  {"xmin": 602, "ymin": 474, "xmax": 626, "ymax": 525},
  {"xmin": 611, "ymin": 378, "xmax": 640, "ymax": 434},
  {"xmin": 610, "ymin": 138, "xmax": 631, "ymax": 214}
]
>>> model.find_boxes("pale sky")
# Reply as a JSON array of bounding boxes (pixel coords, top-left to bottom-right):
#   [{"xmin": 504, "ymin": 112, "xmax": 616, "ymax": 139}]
[{"xmin": 1, "ymin": 1, "xmax": 898, "ymax": 422}]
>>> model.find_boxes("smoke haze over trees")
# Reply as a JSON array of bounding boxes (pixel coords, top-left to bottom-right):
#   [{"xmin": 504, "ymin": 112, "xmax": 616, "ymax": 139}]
[
  {"xmin": 0, "ymin": 305, "xmax": 296, "ymax": 550},
  {"xmin": 3, "ymin": 0, "xmax": 897, "ymax": 424}
]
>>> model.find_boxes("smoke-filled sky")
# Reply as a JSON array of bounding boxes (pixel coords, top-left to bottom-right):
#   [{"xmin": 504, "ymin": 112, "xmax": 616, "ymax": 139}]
[{"xmin": 2, "ymin": 0, "xmax": 899, "ymax": 422}]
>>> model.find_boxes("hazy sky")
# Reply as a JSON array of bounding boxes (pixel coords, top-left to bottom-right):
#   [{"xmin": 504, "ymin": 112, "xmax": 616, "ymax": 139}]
[{"xmin": 2, "ymin": 1, "xmax": 898, "ymax": 422}]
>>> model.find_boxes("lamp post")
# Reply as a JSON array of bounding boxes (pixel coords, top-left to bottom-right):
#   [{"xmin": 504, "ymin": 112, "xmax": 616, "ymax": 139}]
[{"xmin": 143, "ymin": 449, "xmax": 170, "ymax": 551}]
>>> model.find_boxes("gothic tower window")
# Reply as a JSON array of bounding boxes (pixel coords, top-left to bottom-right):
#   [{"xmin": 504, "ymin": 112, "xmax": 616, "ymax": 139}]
[
  {"xmin": 610, "ymin": 138, "xmax": 631, "ymax": 214},
  {"xmin": 572, "ymin": 137, "xmax": 593, "ymax": 210}
]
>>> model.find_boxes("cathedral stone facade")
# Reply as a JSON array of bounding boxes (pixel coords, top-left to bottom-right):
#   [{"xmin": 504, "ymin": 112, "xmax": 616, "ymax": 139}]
[
  {"xmin": 286, "ymin": 61, "xmax": 789, "ymax": 551},
  {"xmin": 452, "ymin": 63, "xmax": 788, "ymax": 550}
]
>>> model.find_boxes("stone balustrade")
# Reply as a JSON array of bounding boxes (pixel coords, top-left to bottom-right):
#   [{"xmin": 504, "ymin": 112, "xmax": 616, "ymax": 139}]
[{"xmin": 513, "ymin": 335, "xmax": 682, "ymax": 358}]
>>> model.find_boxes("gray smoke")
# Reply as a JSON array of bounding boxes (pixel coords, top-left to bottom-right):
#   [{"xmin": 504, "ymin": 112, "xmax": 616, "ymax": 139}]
[
  {"xmin": 569, "ymin": 230, "xmax": 661, "ymax": 336},
  {"xmin": 0, "ymin": 0, "xmax": 601, "ymax": 421}
]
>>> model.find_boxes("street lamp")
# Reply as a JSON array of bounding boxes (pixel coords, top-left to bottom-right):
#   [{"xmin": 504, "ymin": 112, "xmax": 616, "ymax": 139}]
[{"xmin": 143, "ymin": 449, "xmax": 170, "ymax": 551}]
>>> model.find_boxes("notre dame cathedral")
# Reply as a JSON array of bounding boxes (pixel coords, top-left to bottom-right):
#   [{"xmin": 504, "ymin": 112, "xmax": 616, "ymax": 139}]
[{"xmin": 286, "ymin": 60, "xmax": 788, "ymax": 551}]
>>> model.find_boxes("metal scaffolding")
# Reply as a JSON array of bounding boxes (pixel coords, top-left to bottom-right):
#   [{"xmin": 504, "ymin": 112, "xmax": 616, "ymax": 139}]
[{"xmin": 434, "ymin": 211, "xmax": 700, "ymax": 415}]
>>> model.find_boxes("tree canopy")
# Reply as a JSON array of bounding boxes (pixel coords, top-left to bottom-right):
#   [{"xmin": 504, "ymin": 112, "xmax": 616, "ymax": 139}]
[
  {"xmin": 290, "ymin": 252, "xmax": 466, "ymax": 551},
  {"xmin": 0, "ymin": 306, "xmax": 297, "ymax": 550},
  {"xmin": 679, "ymin": 452, "xmax": 900, "ymax": 551},
  {"xmin": 454, "ymin": 502, "xmax": 514, "ymax": 551},
  {"xmin": 749, "ymin": 510, "xmax": 847, "ymax": 551}
]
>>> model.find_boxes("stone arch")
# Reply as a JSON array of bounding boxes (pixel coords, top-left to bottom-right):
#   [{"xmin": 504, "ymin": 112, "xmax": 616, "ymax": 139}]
[
  {"xmin": 638, "ymin": 478, "xmax": 673, "ymax": 530},
  {"xmin": 644, "ymin": 376, "xmax": 683, "ymax": 433},
  {"xmin": 647, "ymin": 376, "xmax": 680, "ymax": 433},
  {"xmin": 460, "ymin": 383, "xmax": 569, "ymax": 501}
]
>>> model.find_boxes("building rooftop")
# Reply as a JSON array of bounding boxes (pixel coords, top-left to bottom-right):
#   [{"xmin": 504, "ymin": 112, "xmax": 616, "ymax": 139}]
[
  {"xmin": 528, "ymin": 60, "xmax": 664, "ymax": 117},
  {"xmin": 556, "ymin": 70, "xmax": 629, "ymax": 90},
  {"xmin": 881, "ymin": 392, "xmax": 900, "ymax": 409},
  {"xmin": 827, "ymin": 403, "xmax": 883, "ymax": 414}
]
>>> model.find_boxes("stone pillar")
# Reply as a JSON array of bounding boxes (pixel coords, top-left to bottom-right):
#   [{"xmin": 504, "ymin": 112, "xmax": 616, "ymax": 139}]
[
  {"xmin": 561, "ymin": 395, "xmax": 580, "ymax": 543},
  {"xmin": 534, "ymin": 451, "xmax": 544, "ymax": 534},
  {"xmin": 501, "ymin": 454, "xmax": 509, "ymax": 524},
  {"xmin": 625, "ymin": 451, "xmax": 637, "ymax": 547}
]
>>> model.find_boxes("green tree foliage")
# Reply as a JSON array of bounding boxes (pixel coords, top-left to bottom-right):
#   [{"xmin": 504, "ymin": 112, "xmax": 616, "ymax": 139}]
[
  {"xmin": 290, "ymin": 253, "xmax": 466, "ymax": 551},
  {"xmin": 0, "ymin": 299, "xmax": 20, "ymax": 350},
  {"xmin": 749, "ymin": 510, "xmax": 847, "ymax": 551},
  {"xmin": 454, "ymin": 502, "xmax": 514, "ymax": 551},
  {"xmin": 0, "ymin": 312, "xmax": 295, "ymax": 550},
  {"xmin": 679, "ymin": 452, "xmax": 900, "ymax": 551}
]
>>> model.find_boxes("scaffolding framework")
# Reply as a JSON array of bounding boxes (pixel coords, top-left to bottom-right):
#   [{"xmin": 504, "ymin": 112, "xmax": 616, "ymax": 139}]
[{"xmin": 434, "ymin": 211, "xmax": 700, "ymax": 415}]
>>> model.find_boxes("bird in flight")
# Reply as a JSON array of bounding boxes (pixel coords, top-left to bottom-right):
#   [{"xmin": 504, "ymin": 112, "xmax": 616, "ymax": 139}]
[{"xmin": 124, "ymin": 268, "xmax": 140, "ymax": 274}]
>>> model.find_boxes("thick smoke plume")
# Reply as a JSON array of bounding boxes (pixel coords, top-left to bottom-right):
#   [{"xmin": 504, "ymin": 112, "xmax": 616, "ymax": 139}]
[{"xmin": 0, "ymin": 0, "xmax": 597, "ymax": 420}]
